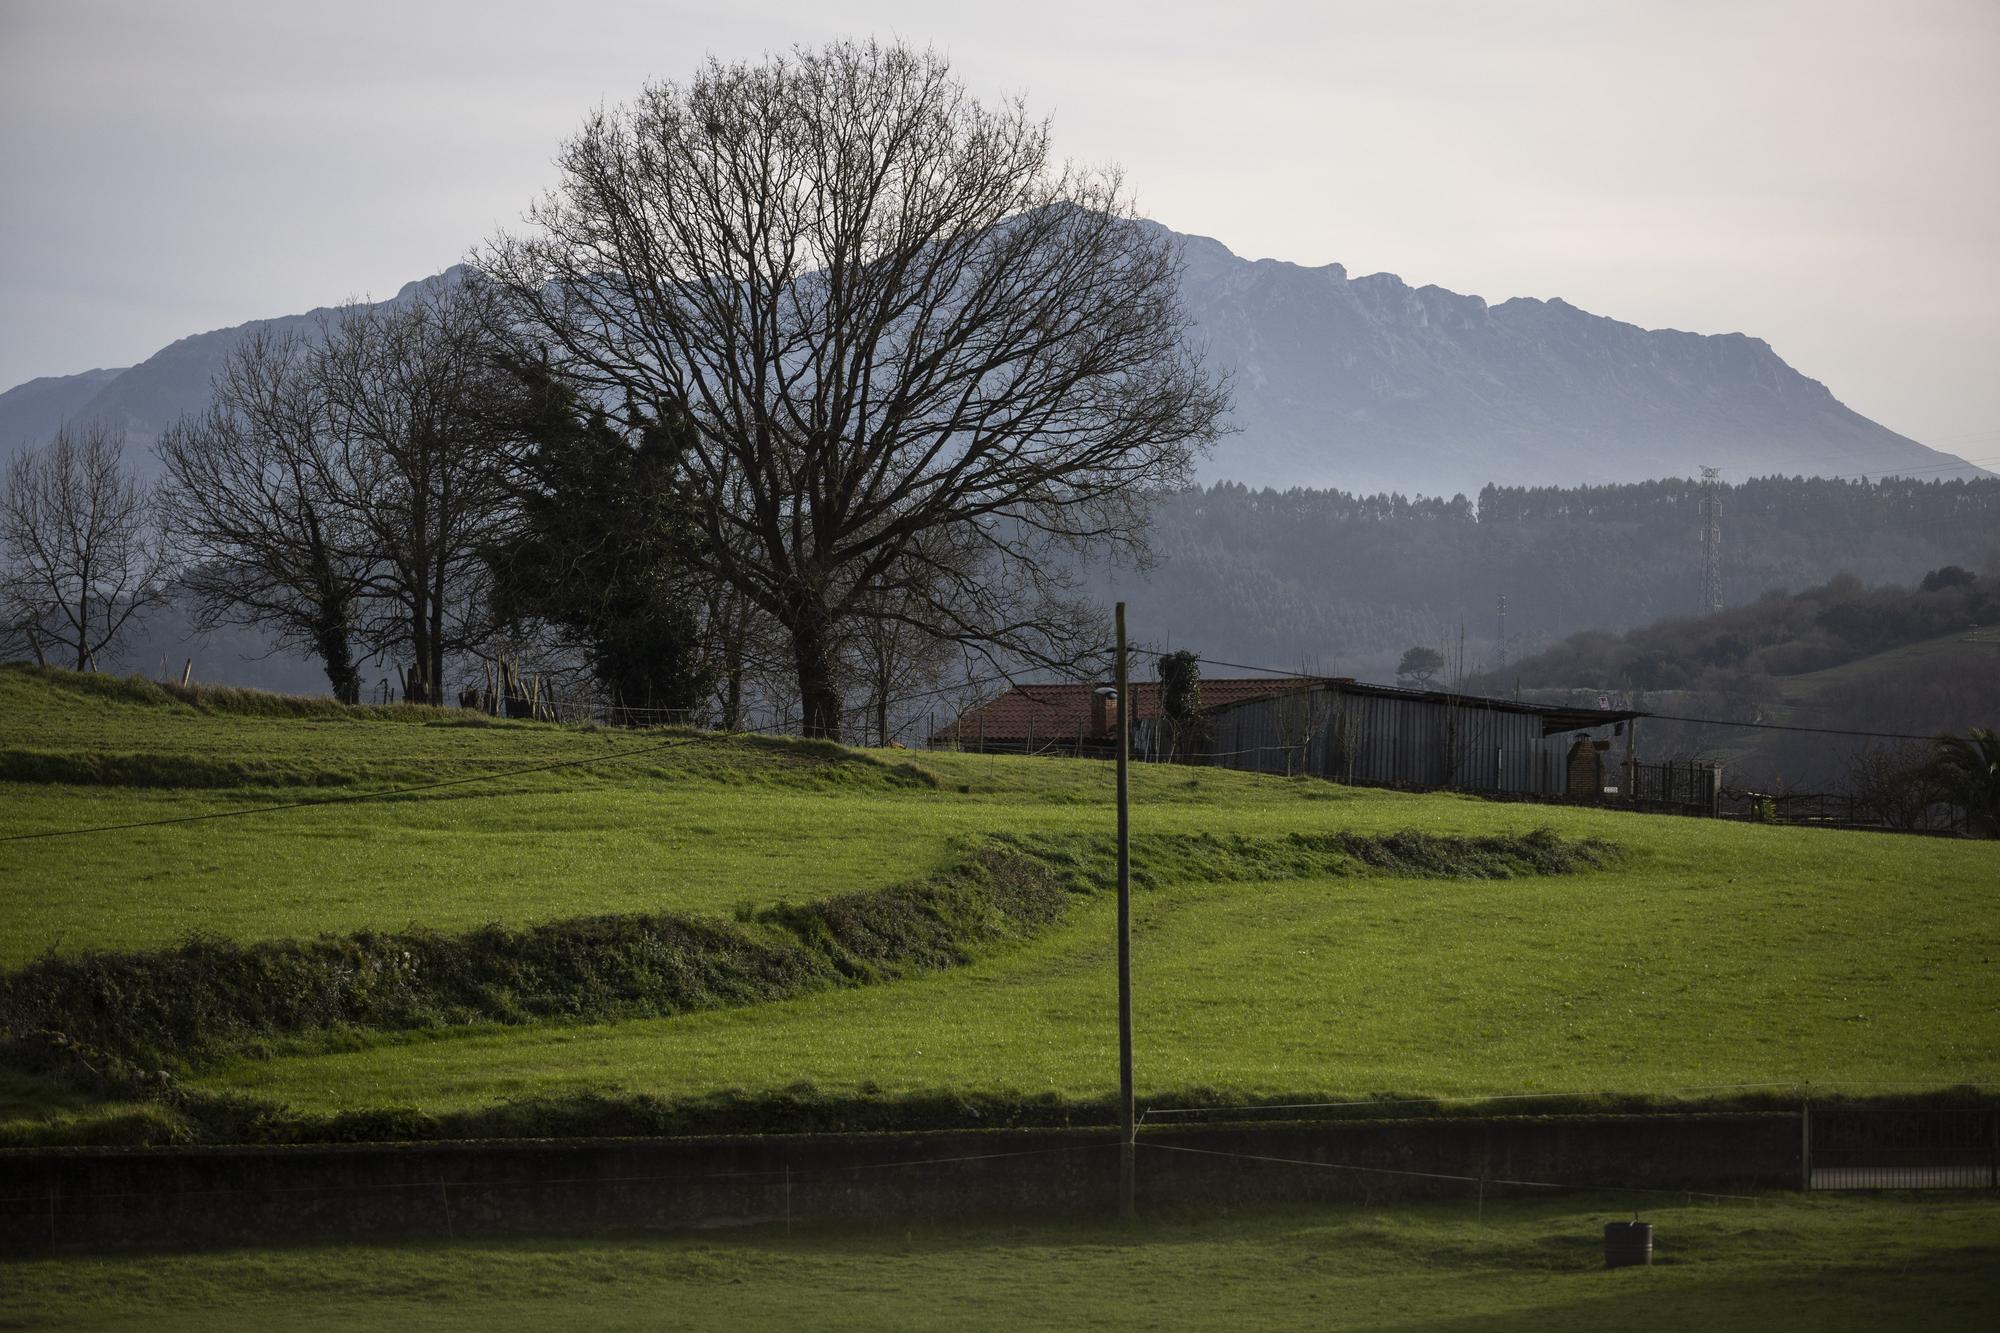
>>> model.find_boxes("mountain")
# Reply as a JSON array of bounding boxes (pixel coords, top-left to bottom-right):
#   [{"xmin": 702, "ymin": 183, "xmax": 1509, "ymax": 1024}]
[
  {"xmin": 0, "ymin": 367, "xmax": 128, "ymax": 451},
  {"xmin": 0, "ymin": 273, "xmax": 457, "ymax": 474},
  {"xmin": 1172, "ymin": 230, "xmax": 1985, "ymax": 494},
  {"xmin": 0, "ymin": 236, "xmax": 1984, "ymax": 493}
]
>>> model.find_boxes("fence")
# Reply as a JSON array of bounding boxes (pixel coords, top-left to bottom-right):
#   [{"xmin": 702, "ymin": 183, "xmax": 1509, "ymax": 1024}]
[
  {"xmin": 1806, "ymin": 1106, "xmax": 1999, "ymax": 1190},
  {"xmin": 1, "ymin": 1114, "xmax": 1801, "ymax": 1254},
  {"xmin": 1628, "ymin": 759, "xmax": 1723, "ymax": 816},
  {"xmin": 1717, "ymin": 789, "xmax": 1966, "ymax": 835}
]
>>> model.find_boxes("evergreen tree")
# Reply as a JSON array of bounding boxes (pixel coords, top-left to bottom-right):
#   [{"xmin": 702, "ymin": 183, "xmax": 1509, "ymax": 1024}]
[{"xmin": 490, "ymin": 366, "xmax": 713, "ymax": 718}]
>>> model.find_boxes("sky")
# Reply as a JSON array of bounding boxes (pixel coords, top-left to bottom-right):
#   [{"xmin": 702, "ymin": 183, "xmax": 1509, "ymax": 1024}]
[{"xmin": 2, "ymin": 0, "xmax": 1995, "ymax": 461}]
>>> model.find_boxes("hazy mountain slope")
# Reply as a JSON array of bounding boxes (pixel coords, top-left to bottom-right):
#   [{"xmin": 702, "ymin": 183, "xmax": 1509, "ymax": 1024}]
[
  {"xmin": 0, "ymin": 273, "xmax": 456, "ymax": 476},
  {"xmin": 0, "ymin": 234, "xmax": 1983, "ymax": 494},
  {"xmin": 0, "ymin": 367, "xmax": 127, "ymax": 451},
  {"xmin": 1175, "ymin": 230, "xmax": 1984, "ymax": 494}
]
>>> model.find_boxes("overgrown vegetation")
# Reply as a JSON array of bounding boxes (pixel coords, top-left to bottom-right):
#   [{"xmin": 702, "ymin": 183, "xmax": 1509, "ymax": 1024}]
[{"xmin": 13, "ymin": 1071, "xmax": 1992, "ymax": 1152}]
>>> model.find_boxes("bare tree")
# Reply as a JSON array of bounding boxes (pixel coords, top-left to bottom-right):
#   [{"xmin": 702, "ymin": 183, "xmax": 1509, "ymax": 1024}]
[
  {"xmin": 0, "ymin": 422, "xmax": 166, "ymax": 671},
  {"xmin": 153, "ymin": 285, "xmax": 517, "ymax": 703},
  {"xmin": 701, "ymin": 577, "xmax": 784, "ymax": 732},
  {"xmin": 1845, "ymin": 741, "xmax": 1950, "ymax": 831},
  {"xmin": 481, "ymin": 40, "xmax": 1226, "ymax": 739},
  {"xmin": 851, "ymin": 583, "xmax": 961, "ymax": 746},
  {"xmin": 317, "ymin": 282, "xmax": 520, "ymax": 702},
  {"xmin": 157, "ymin": 328, "xmax": 371, "ymax": 701}
]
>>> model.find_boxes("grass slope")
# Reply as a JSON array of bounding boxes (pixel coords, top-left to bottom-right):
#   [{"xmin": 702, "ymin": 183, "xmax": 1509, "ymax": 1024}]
[
  {"xmin": 3, "ymin": 1195, "xmax": 1995, "ymax": 1331},
  {"xmin": 202, "ymin": 832, "xmax": 1994, "ymax": 1122},
  {"xmin": 2, "ymin": 667, "xmax": 1996, "ymax": 1145}
]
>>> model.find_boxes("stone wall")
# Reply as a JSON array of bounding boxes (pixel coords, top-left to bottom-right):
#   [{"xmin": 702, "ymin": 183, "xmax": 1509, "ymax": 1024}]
[{"xmin": 0, "ymin": 1113, "xmax": 1802, "ymax": 1253}]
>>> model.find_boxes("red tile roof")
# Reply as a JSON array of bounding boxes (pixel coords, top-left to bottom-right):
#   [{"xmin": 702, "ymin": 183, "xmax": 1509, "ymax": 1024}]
[{"xmin": 932, "ymin": 677, "xmax": 1338, "ymax": 744}]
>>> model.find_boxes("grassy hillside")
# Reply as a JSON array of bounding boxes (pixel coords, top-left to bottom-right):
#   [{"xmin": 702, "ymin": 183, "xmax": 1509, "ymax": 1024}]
[{"xmin": 1, "ymin": 666, "xmax": 1994, "ymax": 1147}]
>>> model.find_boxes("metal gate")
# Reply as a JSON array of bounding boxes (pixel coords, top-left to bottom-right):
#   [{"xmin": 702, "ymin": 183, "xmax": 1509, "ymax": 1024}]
[{"xmin": 1806, "ymin": 1106, "xmax": 1999, "ymax": 1190}]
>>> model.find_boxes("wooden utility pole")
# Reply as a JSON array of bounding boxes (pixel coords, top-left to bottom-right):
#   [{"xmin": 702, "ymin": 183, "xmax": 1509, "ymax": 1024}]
[
  {"xmin": 1116, "ymin": 602, "xmax": 1136, "ymax": 1219},
  {"xmin": 1624, "ymin": 716, "xmax": 1638, "ymax": 803}
]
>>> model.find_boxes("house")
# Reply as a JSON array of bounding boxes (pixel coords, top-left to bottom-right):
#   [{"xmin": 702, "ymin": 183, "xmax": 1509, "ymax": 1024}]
[{"xmin": 933, "ymin": 675, "xmax": 1654, "ymax": 799}]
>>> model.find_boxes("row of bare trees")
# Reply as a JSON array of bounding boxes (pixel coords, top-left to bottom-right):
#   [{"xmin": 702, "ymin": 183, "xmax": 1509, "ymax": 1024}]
[
  {"xmin": 2, "ymin": 39, "xmax": 1228, "ymax": 740},
  {"xmin": 153, "ymin": 285, "xmax": 515, "ymax": 702}
]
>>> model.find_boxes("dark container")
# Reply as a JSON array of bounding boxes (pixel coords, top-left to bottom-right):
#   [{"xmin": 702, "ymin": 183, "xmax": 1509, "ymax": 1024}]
[{"xmin": 1603, "ymin": 1221, "xmax": 1654, "ymax": 1268}]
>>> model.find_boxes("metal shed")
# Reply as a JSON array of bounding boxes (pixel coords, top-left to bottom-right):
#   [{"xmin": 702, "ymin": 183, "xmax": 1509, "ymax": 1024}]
[{"xmin": 1192, "ymin": 680, "xmax": 1644, "ymax": 796}]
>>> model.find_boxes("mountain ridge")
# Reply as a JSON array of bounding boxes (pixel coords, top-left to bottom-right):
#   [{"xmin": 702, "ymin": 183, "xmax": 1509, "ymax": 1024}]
[
  {"xmin": 0, "ymin": 234, "xmax": 1982, "ymax": 493},
  {"xmin": 1166, "ymin": 227, "xmax": 1969, "ymax": 493}
]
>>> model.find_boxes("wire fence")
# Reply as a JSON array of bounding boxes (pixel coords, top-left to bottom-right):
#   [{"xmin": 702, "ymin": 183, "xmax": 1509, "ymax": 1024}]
[{"xmin": 1717, "ymin": 788, "xmax": 1967, "ymax": 834}]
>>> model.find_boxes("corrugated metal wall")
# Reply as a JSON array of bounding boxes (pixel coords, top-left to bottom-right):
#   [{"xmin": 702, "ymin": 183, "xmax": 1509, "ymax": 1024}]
[{"xmin": 1198, "ymin": 686, "xmax": 1583, "ymax": 795}]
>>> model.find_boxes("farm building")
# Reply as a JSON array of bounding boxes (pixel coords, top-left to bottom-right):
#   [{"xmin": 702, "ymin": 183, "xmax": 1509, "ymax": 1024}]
[
  {"xmin": 930, "ymin": 676, "xmax": 1340, "ymax": 761},
  {"xmin": 932, "ymin": 676, "xmax": 1667, "ymax": 801}
]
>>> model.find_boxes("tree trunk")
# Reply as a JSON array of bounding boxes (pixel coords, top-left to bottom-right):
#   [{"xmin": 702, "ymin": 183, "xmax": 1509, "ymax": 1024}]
[
  {"xmin": 428, "ymin": 566, "xmax": 448, "ymax": 707},
  {"xmin": 316, "ymin": 622, "xmax": 360, "ymax": 704},
  {"xmin": 72, "ymin": 587, "xmax": 89, "ymax": 671},
  {"xmin": 721, "ymin": 657, "xmax": 743, "ymax": 732},
  {"xmin": 875, "ymin": 692, "xmax": 890, "ymax": 748},
  {"xmin": 787, "ymin": 606, "xmax": 842, "ymax": 741},
  {"xmin": 312, "ymin": 585, "xmax": 360, "ymax": 704}
]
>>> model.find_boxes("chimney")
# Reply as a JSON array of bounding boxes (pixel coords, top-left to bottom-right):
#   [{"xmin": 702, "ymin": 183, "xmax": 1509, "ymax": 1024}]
[{"xmin": 1091, "ymin": 686, "xmax": 1119, "ymax": 738}]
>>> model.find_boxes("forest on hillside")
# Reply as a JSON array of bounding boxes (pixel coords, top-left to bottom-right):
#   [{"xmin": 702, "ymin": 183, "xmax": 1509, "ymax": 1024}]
[
  {"xmin": 1473, "ymin": 566, "xmax": 1998, "ymax": 694},
  {"xmin": 1464, "ymin": 567, "xmax": 2000, "ymax": 791},
  {"xmin": 1090, "ymin": 475, "xmax": 2000, "ymax": 681}
]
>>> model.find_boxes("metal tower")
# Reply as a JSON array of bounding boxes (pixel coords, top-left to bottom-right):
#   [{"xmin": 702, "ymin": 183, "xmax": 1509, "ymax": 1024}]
[{"xmin": 1698, "ymin": 466, "xmax": 1724, "ymax": 615}]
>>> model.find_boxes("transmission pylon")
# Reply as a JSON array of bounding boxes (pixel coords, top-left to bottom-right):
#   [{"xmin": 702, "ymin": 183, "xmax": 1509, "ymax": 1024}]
[{"xmin": 1698, "ymin": 466, "xmax": 1724, "ymax": 615}]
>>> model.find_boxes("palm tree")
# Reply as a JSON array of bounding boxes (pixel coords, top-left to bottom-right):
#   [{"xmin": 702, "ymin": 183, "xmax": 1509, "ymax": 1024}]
[{"xmin": 1932, "ymin": 728, "xmax": 2000, "ymax": 838}]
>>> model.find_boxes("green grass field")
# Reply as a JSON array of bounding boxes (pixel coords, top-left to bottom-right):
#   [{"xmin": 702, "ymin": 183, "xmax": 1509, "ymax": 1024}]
[
  {"xmin": 4, "ymin": 1194, "xmax": 1995, "ymax": 1331},
  {"xmin": 2, "ymin": 664, "xmax": 1996, "ymax": 1142}
]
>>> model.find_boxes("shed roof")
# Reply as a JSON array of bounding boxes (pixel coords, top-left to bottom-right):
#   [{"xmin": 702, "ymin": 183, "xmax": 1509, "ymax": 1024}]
[
  {"xmin": 935, "ymin": 675, "xmax": 1643, "ymax": 743},
  {"xmin": 1206, "ymin": 677, "xmax": 1647, "ymax": 738},
  {"xmin": 932, "ymin": 677, "xmax": 1338, "ymax": 744}
]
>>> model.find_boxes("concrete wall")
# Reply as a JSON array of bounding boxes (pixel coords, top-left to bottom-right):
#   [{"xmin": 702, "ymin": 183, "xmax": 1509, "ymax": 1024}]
[{"xmin": 0, "ymin": 1114, "xmax": 1802, "ymax": 1254}]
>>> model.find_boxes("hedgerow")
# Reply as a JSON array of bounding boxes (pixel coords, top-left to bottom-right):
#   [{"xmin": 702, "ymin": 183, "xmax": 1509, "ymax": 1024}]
[{"xmin": 0, "ymin": 829, "xmax": 1616, "ymax": 1074}]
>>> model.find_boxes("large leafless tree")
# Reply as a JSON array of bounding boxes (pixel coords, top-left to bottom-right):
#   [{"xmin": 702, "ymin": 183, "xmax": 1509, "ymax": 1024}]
[
  {"xmin": 481, "ymin": 39, "xmax": 1226, "ymax": 739},
  {"xmin": 0, "ymin": 422, "xmax": 166, "ymax": 671},
  {"xmin": 157, "ymin": 328, "xmax": 372, "ymax": 700}
]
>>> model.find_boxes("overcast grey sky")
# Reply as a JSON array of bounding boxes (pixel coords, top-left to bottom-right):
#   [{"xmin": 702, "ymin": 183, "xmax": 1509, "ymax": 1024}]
[{"xmin": 2, "ymin": 0, "xmax": 1995, "ymax": 457}]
